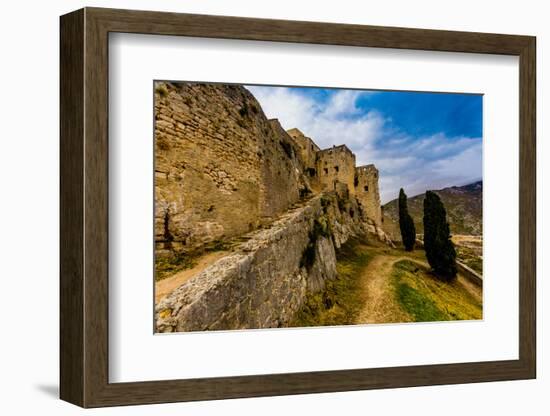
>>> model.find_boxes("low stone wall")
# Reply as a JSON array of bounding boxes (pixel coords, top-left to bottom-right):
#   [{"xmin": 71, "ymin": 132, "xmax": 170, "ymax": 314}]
[
  {"xmin": 155, "ymin": 193, "xmax": 365, "ymax": 332},
  {"xmin": 415, "ymin": 238, "xmax": 482, "ymax": 286},
  {"xmin": 456, "ymin": 261, "xmax": 483, "ymax": 287}
]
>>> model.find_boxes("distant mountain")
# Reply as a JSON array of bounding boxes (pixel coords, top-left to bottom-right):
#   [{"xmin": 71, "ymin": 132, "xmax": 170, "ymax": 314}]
[{"xmin": 382, "ymin": 181, "xmax": 482, "ymax": 240}]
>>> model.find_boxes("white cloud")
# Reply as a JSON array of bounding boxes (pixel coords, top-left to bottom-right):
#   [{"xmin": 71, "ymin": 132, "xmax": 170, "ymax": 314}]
[
  {"xmin": 375, "ymin": 136, "xmax": 482, "ymax": 203},
  {"xmin": 246, "ymin": 86, "xmax": 482, "ymax": 204},
  {"xmin": 321, "ymin": 90, "xmax": 363, "ymax": 118},
  {"xmin": 247, "ymin": 86, "xmax": 383, "ymax": 153},
  {"xmin": 246, "ymin": 86, "xmax": 319, "ymax": 132}
]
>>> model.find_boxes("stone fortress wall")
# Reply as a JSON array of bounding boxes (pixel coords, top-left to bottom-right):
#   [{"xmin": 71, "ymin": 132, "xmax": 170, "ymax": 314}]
[
  {"xmin": 286, "ymin": 128, "xmax": 382, "ymax": 231},
  {"xmin": 286, "ymin": 128, "xmax": 321, "ymax": 193},
  {"xmin": 154, "ymin": 82, "xmax": 308, "ymax": 255},
  {"xmin": 154, "ymin": 82, "xmax": 387, "ymax": 256},
  {"xmin": 287, "ymin": 129, "xmax": 320, "ymax": 176},
  {"xmin": 154, "ymin": 81, "xmax": 393, "ymax": 331},
  {"xmin": 156, "ymin": 193, "xmax": 366, "ymax": 332}
]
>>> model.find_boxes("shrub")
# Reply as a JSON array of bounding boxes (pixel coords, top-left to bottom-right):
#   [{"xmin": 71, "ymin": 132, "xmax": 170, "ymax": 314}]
[
  {"xmin": 300, "ymin": 240, "xmax": 317, "ymax": 270},
  {"xmin": 163, "ymin": 209, "xmax": 173, "ymax": 246},
  {"xmin": 337, "ymin": 196, "xmax": 347, "ymax": 212},
  {"xmin": 205, "ymin": 239, "xmax": 229, "ymax": 252},
  {"xmin": 299, "ymin": 187, "xmax": 312, "ymax": 198},
  {"xmin": 300, "ymin": 218, "xmax": 331, "ymax": 270},
  {"xmin": 238, "ymin": 104, "xmax": 249, "ymax": 117},
  {"xmin": 279, "ymin": 140, "xmax": 294, "ymax": 159}
]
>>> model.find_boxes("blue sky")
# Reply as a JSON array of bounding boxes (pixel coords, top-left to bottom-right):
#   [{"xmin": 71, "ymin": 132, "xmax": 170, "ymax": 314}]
[{"xmin": 246, "ymin": 85, "xmax": 482, "ymax": 203}]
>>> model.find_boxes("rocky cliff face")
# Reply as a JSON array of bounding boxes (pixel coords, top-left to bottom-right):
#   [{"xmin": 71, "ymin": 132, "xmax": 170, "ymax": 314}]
[{"xmin": 156, "ymin": 193, "xmax": 367, "ymax": 332}]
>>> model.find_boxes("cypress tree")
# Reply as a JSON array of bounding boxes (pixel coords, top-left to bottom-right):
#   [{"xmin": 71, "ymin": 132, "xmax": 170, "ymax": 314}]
[
  {"xmin": 423, "ymin": 191, "xmax": 457, "ymax": 281},
  {"xmin": 398, "ymin": 188, "xmax": 416, "ymax": 251}
]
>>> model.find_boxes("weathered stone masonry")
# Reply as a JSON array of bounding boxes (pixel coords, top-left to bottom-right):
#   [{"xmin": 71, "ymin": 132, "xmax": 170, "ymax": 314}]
[
  {"xmin": 154, "ymin": 82, "xmax": 307, "ymax": 255},
  {"xmin": 355, "ymin": 164, "xmax": 382, "ymax": 227},
  {"xmin": 156, "ymin": 193, "xmax": 366, "ymax": 332},
  {"xmin": 154, "ymin": 82, "xmax": 392, "ymax": 331}
]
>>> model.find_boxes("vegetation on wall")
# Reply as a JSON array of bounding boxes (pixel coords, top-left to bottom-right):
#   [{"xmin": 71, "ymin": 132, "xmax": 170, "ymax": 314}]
[{"xmin": 300, "ymin": 217, "xmax": 332, "ymax": 270}]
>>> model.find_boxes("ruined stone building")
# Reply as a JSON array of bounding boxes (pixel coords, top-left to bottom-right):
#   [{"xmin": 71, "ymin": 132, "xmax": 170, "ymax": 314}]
[
  {"xmin": 154, "ymin": 81, "xmax": 392, "ymax": 332},
  {"xmin": 355, "ymin": 164, "xmax": 383, "ymax": 227},
  {"xmin": 286, "ymin": 129, "xmax": 383, "ymax": 230},
  {"xmin": 154, "ymin": 81, "xmax": 386, "ymax": 256}
]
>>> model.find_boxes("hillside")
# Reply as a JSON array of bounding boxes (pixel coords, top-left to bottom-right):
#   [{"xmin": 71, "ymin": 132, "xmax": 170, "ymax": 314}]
[{"xmin": 382, "ymin": 181, "xmax": 482, "ymax": 240}]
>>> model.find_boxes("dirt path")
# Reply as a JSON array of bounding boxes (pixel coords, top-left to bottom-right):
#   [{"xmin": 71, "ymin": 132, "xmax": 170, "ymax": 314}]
[
  {"xmin": 354, "ymin": 252, "xmax": 482, "ymax": 324},
  {"xmin": 355, "ymin": 255, "xmax": 412, "ymax": 324},
  {"xmin": 155, "ymin": 251, "xmax": 228, "ymax": 303}
]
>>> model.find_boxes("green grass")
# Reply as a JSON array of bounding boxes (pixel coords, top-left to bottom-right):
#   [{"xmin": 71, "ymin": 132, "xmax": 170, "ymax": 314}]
[
  {"xmin": 155, "ymin": 252, "xmax": 197, "ymax": 282},
  {"xmin": 391, "ymin": 260, "xmax": 482, "ymax": 322},
  {"xmin": 394, "ymin": 277, "xmax": 447, "ymax": 322},
  {"xmin": 291, "ymin": 238, "xmax": 373, "ymax": 327},
  {"xmin": 462, "ymin": 256, "xmax": 482, "ymax": 274},
  {"xmin": 204, "ymin": 239, "xmax": 230, "ymax": 252},
  {"xmin": 155, "ymin": 239, "xmax": 230, "ymax": 281}
]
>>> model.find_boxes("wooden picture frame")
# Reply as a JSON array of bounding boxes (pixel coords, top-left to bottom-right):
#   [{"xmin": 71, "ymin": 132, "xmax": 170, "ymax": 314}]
[{"xmin": 60, "ymin": 7, "xmax": 536, "ymax": 408}]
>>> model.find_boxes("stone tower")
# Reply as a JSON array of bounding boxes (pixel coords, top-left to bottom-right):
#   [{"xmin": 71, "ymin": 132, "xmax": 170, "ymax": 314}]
[
  {"xmin": 286, "ymin": 127, "xmax": 321, "ymax": 190},
  {"xmin": 355, "ymin": 164, "xmax": 382, "ymax": 226},
  {"xmin": 287, "ymin": 127, "xmax": 320, "ymax": 170},
  {"xmin": 315, "ymin": 145, "xmax": 356, "ymax": 194}
]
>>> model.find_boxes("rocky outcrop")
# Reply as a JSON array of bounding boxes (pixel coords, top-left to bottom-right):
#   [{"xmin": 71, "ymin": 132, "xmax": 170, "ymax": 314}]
[{"xmin": 155, "ymin": 193, "xmax": 366, "ymax": 332}]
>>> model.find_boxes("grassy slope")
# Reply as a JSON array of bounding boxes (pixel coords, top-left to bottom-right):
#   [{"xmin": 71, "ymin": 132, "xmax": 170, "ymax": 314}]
[
  {"xmin": 292, "ymin": 240, "xmax": 482, "ymax": 327},
  {"xmin": 290, "ymin": 239, "xmax": 373, "ymax": 327},
  {"xmin": 391, "ymin": 260, "xmax": 482, "ymax": 321},
  {"xmin": 382, "ymin": 181, "xmax": 483, "ymax": 239}
]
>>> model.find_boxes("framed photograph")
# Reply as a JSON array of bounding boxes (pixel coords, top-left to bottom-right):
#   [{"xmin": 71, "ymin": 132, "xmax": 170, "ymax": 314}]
[{"xmin": 60, "ymin": 7, "xmax": 536, "ymax": 408}]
